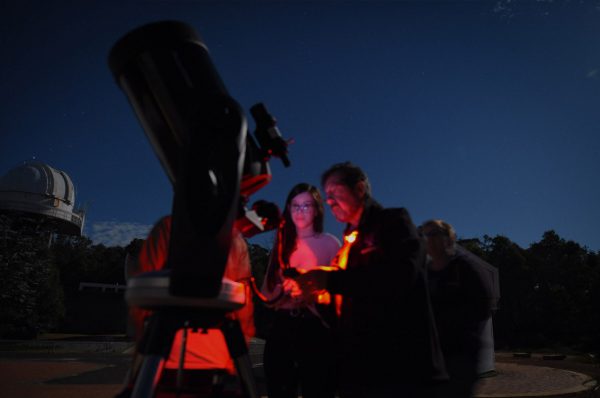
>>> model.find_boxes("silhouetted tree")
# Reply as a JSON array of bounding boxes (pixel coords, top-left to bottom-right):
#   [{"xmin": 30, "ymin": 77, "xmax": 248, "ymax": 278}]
[
  {"xmin": 4, "ymin": 210, "xmax": 598, "ymax": 351},
  {"xmin": 0, "ymin": 214, "xmax": 64, "ymax": 338},
  {"xmin": 51, "ymin": 235, "xmax": 97, "ymax": 299},
  {"xmin": 526, "ymin": 231, "xmax": 599, "ymax": 350},
  {"xmin": 457, "ymin": 238, "xmax": 486, "ymax": 259},
  {"xmin": 462, "ymin": 230, "xmax": 600, "ymax": 352},
  {"xmin": 585, "ymin": 251, "xmax": 600, "ymax": 354}
]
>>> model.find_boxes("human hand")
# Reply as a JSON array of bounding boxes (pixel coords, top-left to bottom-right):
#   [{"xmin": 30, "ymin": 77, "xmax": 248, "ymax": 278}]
[
  {"xmin": 282, "ymin": 277, "xmax": 303, "ymax": 299},
  {"xmin": 295, "ymin": 270, "xmax": 329, "ymax": 301}
]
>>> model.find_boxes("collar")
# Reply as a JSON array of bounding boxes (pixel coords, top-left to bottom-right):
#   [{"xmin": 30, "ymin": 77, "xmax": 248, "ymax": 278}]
[{"xmin": 343, "ymin": 196, "xmax": 383, "ymax": 235}]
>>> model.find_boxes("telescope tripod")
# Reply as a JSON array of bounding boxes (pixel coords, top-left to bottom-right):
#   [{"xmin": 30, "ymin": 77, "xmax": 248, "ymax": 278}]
[{"xmin": 126, "ymin": 271, "xmax": 259, "ymax": 398}]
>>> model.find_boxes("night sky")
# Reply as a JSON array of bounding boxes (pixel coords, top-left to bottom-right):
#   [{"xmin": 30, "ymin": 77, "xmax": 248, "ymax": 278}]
[{"xmin": 1, "ymin": 1, "xmax": 599, "ymax": 251}]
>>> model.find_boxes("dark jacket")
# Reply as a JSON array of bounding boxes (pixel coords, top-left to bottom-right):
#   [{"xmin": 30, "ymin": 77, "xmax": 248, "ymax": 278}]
[
  {"xmin": 327, "ymin": 197, "xmax": 447, "ymax": 384},
  {"xmin": 428, "ymin": 249, "xmax": 495, "ymax": 358}
]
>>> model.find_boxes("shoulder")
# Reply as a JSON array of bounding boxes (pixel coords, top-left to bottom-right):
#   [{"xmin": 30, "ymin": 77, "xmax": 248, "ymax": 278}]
[
  {"xmin": 144, "ymin": 215, "xmax": 172, "ymax": 246},
  {"xmin": 320, "ymin": 232, "xmax": 341, "ymax": 248},
  {"xmin": 138, "ymin": 215, "xmax": 172, "ymax": 272},
  {"xmin": 380, "ymin": 207, "xmax": 412, "ymax": 221},
  {"xmin": 449, "ymin": 250, "xmax": 491, "ymax": 281},
  {"xmin": 449, "ymin": 252, "xmax": 498, "ymax": 297},
  {"xmin": 148, "ymin": 214, "xmax": 171, "ymax": 234},
  {"xmin": 376, "ymin": 207, "xmax": 418, "ymax": 236},
  {"xmin": 451, "ymin": 249, "xmax": 496, "ymax": 279}
]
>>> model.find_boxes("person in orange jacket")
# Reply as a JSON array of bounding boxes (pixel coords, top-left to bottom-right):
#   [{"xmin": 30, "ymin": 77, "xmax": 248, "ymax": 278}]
[{"xmin": 122, "ymin": 214, "xmax": 255, "ymax": 397}]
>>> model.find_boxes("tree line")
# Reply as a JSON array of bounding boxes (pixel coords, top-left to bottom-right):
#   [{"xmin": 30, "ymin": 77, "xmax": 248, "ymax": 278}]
[
  {"xmin": 1, "ymin": 214, "xmax": 598, "ymax": 355},
  {"xmin": 459, "ymin": 231, "xmax": 599, "ymax": 353}
]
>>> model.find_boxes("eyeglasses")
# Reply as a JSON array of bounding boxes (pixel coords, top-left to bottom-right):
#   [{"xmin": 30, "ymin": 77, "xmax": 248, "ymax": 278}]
[{"xmin": 290, "ymin": 203, "xmax": 315, "ymax": 213}]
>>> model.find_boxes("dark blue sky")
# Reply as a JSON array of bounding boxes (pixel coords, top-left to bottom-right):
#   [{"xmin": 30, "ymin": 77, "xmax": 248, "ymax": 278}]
[{"xmin": 1, "ymin": 1, "xmax": 599, "ymax": 251}]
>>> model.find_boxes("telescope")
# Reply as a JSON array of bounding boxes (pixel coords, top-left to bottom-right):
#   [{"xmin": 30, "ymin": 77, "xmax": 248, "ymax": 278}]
[
  {"xmin": 109, "ymin": 20, "xmax": 288, "ymax": 297},
  {"xmin": 109, "ymin": 20, "xmax": 289, "ymax": 397}
]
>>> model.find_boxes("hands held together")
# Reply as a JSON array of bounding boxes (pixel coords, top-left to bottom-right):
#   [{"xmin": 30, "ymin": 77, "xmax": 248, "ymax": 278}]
[{"xmin": 291, "ymin": 268, "xmax": 332, "ymax": 303}]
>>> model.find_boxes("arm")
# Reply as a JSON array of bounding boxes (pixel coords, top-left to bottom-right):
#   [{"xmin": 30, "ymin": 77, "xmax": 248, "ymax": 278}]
[
  {"xmin": 258, "ymin": 238, "xmax": 288, "ymax": 306},
  {"xmin": 300, "ymin": 208, "xmax": 425, "ymax": 300},
  {"xmin": 459, "ymin": 259, "xmax": 495, "ymax": 322},
  {"xmin": 224, "ymin": 230, "xmax": 255, "ymax": 340},
  {"xmin": 131, "ymin": 215, "xmax": 172, "ymax": 341}
]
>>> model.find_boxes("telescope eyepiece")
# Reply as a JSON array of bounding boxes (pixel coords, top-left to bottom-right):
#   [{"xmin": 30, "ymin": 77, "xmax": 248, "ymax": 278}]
[{"xmin": 250, "ymin": 103, "xmax": 291, "ymax": 167}]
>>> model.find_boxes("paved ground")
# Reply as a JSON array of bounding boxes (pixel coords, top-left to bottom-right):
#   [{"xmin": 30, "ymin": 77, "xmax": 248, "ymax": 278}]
[
  {"xmin": 475, "ymin": 362, "xmax": 597, "ymax": 397},
  {"xmin": 0, "ymin": 336, "xmax": 598, "ymax": 397},
  {"xmin": 477, "ymin": 352, "xmax": 600, "ymax": 398}
]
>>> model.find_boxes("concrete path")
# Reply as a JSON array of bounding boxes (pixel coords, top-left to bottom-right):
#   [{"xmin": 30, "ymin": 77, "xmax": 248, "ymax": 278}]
[
  {"xmin": 0, "ymin": 358, "xmax": 123, "ymax": 398},
  {"xmin": 475, "ymin": 362, "xmax": 596, "ymax": 397},
  {"xmin": 1, "ymin": 338, "xmax": 598, "ymax": 397}
]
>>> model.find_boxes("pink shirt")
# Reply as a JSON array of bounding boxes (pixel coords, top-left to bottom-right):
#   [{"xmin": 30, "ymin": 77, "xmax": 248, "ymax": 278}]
[
  {"xmin": 262, "ymin": 232, "xmax": 341, "ymax": 310},
  {"xmin": 289, "ymin": 233, "xmax": 341, "ymax": 271}
]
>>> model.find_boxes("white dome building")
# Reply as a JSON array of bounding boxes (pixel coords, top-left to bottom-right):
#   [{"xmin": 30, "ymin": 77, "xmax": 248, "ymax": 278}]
[{"xmin": 0, "ymin": 161, "xmax": 85, "ymax": 235}]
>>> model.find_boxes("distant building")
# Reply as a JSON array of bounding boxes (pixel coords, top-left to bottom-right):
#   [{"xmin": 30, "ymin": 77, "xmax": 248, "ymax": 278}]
[{"xmin": 0, "ymin": 161, "xmax": 85, "ymax": 236}]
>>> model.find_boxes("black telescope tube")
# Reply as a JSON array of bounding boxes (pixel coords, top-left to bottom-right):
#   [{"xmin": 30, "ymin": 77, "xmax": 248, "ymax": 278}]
[{"xmin": 108, "ymin": 21, "xmax": 246, "ymax": 298}]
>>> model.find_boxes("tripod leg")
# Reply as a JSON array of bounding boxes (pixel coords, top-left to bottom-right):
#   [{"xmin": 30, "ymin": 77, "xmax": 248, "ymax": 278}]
[
  {"xmin": 132, "ymin": 355, "xmax": 164, "ymax": 398},
  {"xmin": 130, "ymin": 311, "xmax": 179, "ymax": 398},
  {"xmin": 221, "ymin": 319, "xmax": 259, "ymax": 398},
  {"xmin": 176, "ymin": 321, "xmax": 190, "ymax": 390},
  {"xmin": 234, "ymin": 354, "xmax": 259, "ymax": 398}
]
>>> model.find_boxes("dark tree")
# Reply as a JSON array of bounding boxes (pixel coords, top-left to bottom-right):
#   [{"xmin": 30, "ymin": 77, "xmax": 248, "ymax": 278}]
[
  {"xmin": 0, "ymin": 214, "xmax": 64, "ymax": 338},
  {"xmin": 526, "ymin": 231, "xmax": 599, "ymax": 350}
]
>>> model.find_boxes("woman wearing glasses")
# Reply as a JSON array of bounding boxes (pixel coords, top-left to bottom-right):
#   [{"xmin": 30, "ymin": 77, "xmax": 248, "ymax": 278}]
[{"xmin": 261, "ymin": 182, "xmax": 341, "ymax": 398}]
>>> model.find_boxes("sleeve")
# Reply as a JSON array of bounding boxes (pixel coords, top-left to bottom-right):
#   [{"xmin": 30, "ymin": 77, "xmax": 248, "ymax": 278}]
[
  {"xmin": 224, "ymin": 230, "xmax": 256, "ymax": 341},
  {"xmin": 259, "ymin": 236, "xmax": 285, "ymax": 303},
  {"xmin": 460, "ymin": 259, "xmax": 495, "ymax": 322},
  {"xmin": 130, "ymin": 215, "xmax": 172, "ymax": 342},
  {"xmin": 136, "ymin": 215, "xmax": 172, "ymax": 274},
  {"xmin": 327, "ymin": 208, "xmax": 425, "ymax": 299}
]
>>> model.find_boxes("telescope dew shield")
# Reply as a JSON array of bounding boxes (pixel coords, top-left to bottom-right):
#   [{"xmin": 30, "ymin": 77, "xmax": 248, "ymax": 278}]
[{"xmin": 108, "ymin": 21, "xmax": 246, "ymax": 298}]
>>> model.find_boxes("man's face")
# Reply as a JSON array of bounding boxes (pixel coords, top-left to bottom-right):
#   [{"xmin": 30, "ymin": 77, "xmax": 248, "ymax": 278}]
[
  {"xmin": 323, "ymin": 176, "xmax": 364, "ymax": 226},
  {"xmin": 421, "ymin": 227, "xmax": 448, "ymax": 261}
]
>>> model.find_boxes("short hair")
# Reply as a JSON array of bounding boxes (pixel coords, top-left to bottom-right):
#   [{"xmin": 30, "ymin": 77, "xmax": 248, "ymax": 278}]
[
  {"xmin": 420, "ymin": 219, "xmax": 457, "ymax": 243},
  {"xmin": 320, "ymin": 161, "xmax": 371, "ymax": 197}
]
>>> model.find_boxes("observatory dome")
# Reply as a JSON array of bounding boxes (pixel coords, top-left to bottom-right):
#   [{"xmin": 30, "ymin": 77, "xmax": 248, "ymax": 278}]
[{"xmin": 0, "ymin": 161, "xmax": 85, "ymax": 235}]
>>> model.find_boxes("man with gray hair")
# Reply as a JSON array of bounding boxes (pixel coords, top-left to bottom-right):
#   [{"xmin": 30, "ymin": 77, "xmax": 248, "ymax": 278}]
[
  {"xmin": 420, "ymin": 219, "xmax": 497, "ymax": 398},
  {"xmin": 297, "ymin": 161, "xmax": 447, "ymax": 397}
]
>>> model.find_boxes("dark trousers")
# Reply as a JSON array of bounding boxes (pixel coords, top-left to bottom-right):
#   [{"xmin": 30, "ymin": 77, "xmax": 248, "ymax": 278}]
[
  {"xmin": 335, "ymin": 346, "xmax": 441, "ymax": 398},
  {"xmin": 263, "ymin": 309, "xmax": 336, "ymax": 398},
  {"xmin": 336, "ymin": 369, "xmax": 440, "ymax": 398},
  {"xmin": 436, "ymin": 355, "xmax": 478, "ymax": 398}
]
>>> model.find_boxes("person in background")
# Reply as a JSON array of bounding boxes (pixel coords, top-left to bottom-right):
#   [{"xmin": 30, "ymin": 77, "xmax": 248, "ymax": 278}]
[
  {"xmin": 121, "ymin": 214, "xmax": 255, "ymax": 397},
  {"xmin": 296, "ymin": 162, "xmax": 447, "ymax": 398},
  {"xmin": 419, "ymin": 219, "xmax": 495, "ymax": 398},
  {"xmin": 260, "ymin": 182, "xmax": 340, "ymax": 398}
]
